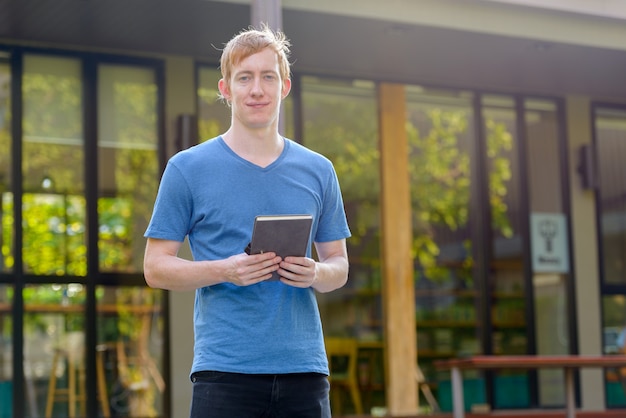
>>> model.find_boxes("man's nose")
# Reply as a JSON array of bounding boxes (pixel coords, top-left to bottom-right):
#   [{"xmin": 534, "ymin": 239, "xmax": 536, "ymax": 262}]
[{"xmin": 250, "ymin": 77, "xmax": 263, "ymax": 95}]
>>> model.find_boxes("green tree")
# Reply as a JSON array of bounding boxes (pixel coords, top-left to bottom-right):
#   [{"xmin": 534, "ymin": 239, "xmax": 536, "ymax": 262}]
[
  {"xmin": 409, "ymin": 108, "xmax": 472, "ymax": 284},
  {"xmin": 409, "ymin": 108, "xmax": 513, "ymax": 286},
  {"xmin": 302, "ymin": 88, "xmax": 381, "ymax": 279}
]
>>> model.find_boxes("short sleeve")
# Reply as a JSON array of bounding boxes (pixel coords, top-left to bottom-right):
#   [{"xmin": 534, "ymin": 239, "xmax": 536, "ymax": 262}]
[{"xmin": 144, "ymin": 161, "xmax": 193, "ymax": 242}]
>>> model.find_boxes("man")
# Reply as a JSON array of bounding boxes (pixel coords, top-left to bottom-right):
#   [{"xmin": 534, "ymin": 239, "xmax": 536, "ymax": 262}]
[{"xmin": 143, "ymin": 25, "xmax": 351, "ymax": 418}]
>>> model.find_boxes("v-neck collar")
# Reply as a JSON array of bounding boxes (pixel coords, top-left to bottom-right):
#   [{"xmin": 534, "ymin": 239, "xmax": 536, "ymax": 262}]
[{"xmin": 218, "ymin": 135, "xmax": 289, "ymax": 170}]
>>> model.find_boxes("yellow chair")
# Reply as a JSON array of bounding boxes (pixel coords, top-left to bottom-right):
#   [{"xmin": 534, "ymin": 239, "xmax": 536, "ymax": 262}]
[
  {"xmin": 45, "ymin": 332, "xmax": 110, "ymax": 418},
  {"xmin": 325, "ymin": 337, "xmax": 363, "ymax": 415}
]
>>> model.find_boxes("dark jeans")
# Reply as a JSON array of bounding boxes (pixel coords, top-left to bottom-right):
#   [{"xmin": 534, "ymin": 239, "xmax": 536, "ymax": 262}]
[{"xmin": 190, "ymin": 371, "xmax": 331, "ymax": 418}]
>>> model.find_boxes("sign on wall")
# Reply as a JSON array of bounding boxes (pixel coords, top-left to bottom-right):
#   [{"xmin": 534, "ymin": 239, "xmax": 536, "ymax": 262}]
[{"xmin": 531, "ymin": 212, "xmax": 570, "ymax": 274}]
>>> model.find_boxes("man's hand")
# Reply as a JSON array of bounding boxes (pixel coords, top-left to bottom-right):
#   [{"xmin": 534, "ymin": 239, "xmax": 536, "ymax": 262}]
[
  {"xmin": 225, "ymin": 252, "xmax": 282, "ymax": 286},
  {"xmin": 144, "ymin": 238, "xmax": 287, "ymax": 291},
  {"xmin": 278, "ymin": 256, "xmax": 318, "ymax": 288}
]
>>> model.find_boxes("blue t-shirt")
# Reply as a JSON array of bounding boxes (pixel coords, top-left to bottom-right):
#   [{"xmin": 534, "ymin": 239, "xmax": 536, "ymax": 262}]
[{"xmin": 145, "ymin": 136, "xmax": 351, "ymax": 376}]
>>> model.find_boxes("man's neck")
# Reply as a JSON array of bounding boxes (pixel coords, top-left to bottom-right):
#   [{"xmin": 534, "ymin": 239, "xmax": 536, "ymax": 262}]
[{"xmin": 222, "ymin": 127, "xmax": 284, "ymax": 168}]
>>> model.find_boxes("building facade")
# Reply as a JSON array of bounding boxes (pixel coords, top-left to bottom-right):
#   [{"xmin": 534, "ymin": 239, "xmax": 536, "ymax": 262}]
[{"xmin": 1, "ymin": 0, "xmax": 626, "ymax": 417}]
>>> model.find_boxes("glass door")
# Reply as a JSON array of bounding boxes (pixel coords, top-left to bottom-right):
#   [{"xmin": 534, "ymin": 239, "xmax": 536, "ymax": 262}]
[{"xmin": 595, "ymin": 106, "xmax": 626, "ymax": 408}]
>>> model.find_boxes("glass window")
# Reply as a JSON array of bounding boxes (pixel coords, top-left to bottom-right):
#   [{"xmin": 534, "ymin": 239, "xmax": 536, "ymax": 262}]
[
  {"xmin": 480, "ymin": 96, "xmax": 525, "ymax": 333},
  {"xmin": 595, "ymin": 107, "xmax": 626, "ymax": 286},
  {"xmin": 5, "ymin": 50, "xmax": 167, "ymax": 418},
  {"xmin": 197, "ymin": 66, "xmax": 231, "ymax": 142},
  {"xmin": 23, "ymin": 283, "xmax": 86, "ymax": 417},
  {"xmin": 0, "ymin": 58, "xmax": 11, "ymax": 274},
  {"xmin": 97, "ymin": 286, "xmax": 165, "ymax": 417},
  {"xmin": 97, "ymin": 64, "xmax": 159, "ymax": 273},
  {"xmin": 595, "ymin": 106, "xmax": 626, "ymax": 407},
  {"xmin": 481, "ymin": 94, "xmax": 531, "ymax": 409},
  {"xmin": 525, "ymin": 98, "xmax": 570, "ymax": 406},
  {"xmin": 0, "ymin": 285, "xmax": 12, "ymax": 417},
  {"xmin": 602, "ymin": 295, "xmax": 626, "ymax": 407},
  {"xmin": 22, "ymin": 55, "xmax": 85, "ymax": 276},
  {"xmin": 406, "ymin": 85, "xmax": 478, "ymax": 386},
  {"xmin": 302, "ymin": 76, "xmax": 381, "ymax": 337},
  {"xmin": 300, "ymin": 75, "xmax": 382, "ymax": 413}
]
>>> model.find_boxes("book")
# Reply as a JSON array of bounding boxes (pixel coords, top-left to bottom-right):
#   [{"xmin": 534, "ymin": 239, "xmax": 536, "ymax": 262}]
[{"xmin": 245, "ymin": 214, "xmax": 313, "ymax": 281}]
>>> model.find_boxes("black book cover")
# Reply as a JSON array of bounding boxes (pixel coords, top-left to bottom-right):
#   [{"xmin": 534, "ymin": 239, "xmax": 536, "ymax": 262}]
[{"xmin": 247, "ymin": 214, "xmax": 313, "ymax": 281}]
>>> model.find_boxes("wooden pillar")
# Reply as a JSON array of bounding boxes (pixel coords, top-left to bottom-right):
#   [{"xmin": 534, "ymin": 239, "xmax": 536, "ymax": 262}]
[{"xmin": 378, "ymin": 82, "xmax": 418, "ymax": 415}]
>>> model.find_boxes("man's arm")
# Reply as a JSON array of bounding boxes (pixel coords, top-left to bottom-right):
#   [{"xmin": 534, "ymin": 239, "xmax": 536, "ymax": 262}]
[
  {"xmin": 278, "ymin": 239, "xmax": 349, "ymax": 293},
  {"xmin": 311, "ymin": 239, "xmax": 349, "ymax": 293},
  {"xmin": 143, "ymin": 237, "xmax": 282, "ymax": 291}
]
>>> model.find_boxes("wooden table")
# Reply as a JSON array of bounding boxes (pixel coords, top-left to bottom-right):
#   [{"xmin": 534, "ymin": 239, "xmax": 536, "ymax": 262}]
[{"xmin": 435, "ymin": 355, "xmax": 626, "ymax": 418}]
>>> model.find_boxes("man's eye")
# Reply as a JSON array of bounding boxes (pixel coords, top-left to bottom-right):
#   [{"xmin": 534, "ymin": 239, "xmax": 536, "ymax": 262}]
[{"xmin": 239, "ymin": 76, "xmax": 250, "ymax": 82}]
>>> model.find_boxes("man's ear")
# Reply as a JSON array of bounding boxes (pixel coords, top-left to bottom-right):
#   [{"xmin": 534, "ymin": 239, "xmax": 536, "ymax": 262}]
[
  {"xmin": 218, "ymin": 78, "xmax": 231, "ymax": 101},
  {"xmin": 281, "ymin": 78, "xmax": 292, "ymax": 99}
]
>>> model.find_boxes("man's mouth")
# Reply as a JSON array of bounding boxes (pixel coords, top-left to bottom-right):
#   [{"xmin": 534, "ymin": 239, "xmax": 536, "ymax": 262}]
[{"xmin": 248, "ymin": 102, "xmax": 268, "ymax": 108}]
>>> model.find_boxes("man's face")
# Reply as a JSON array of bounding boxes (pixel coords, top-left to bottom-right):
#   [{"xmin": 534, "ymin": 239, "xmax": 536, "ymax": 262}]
[{"xmin": 219, "ymin": 48, "xmax": 291, "ymax": 132}]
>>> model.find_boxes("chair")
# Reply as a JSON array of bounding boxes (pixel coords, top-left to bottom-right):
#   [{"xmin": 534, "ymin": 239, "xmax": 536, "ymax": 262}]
[
  {"xmin": 114, "ymin": 306, "xmax": 165, "ymax": 417},
  {"xmin": 416, "ymin": 365, "xmax": 440, "ymax": 412},
  {"xmin": 325, "ymin": 337, "xmax": 363, "ymax": 415},
  {"xmin": 45, "ymin": 332, "xmax": 110, "ymax": 418}
]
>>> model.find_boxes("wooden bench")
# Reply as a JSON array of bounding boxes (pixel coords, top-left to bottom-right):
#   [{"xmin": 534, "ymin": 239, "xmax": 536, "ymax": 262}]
[{"xmin": 435, "ymin": 355, "xmax": 626, "ymax": 418}]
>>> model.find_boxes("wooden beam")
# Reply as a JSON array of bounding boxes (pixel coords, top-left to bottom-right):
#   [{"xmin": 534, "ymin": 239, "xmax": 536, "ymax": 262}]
[{"xmin": 378, "ymin": 82, "xmax": 418, "ymax": 415}]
